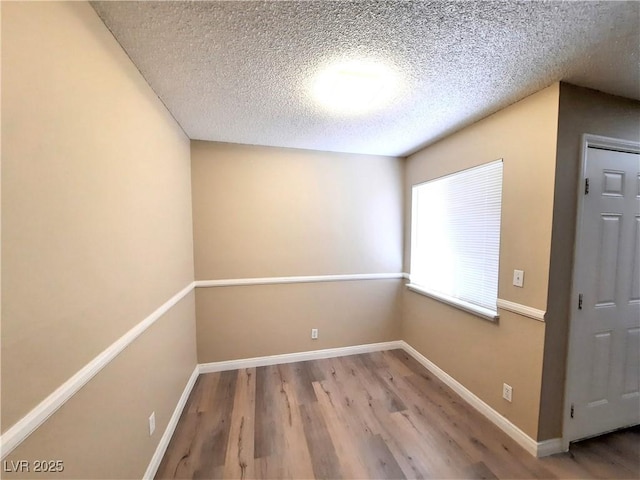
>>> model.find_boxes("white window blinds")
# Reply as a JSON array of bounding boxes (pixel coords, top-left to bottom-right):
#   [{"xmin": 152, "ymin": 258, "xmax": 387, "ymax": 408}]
[{"xmin": 410, "ymin": 160, "xmax": 503, "ymax": 315}]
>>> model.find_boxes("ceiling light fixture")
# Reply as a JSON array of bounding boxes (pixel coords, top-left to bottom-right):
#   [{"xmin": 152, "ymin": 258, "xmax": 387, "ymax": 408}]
[{"xmin": 311, "ymin": 59, "xmax": 399, "ymax": 114}]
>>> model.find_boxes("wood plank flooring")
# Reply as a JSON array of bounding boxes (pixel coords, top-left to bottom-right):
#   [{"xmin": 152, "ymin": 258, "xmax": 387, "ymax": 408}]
[{"xmin": 156, "ymin": 350, "xmax": 640, "ymax": 479}]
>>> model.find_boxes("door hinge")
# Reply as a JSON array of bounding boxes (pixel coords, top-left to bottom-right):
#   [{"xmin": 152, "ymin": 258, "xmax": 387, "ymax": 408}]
[
  {"xmin": 570, "ymin": 403, "xmax": 574, "ymax": 419},
  {"xmin": 578, "ymin": 294, "xmax": 583, "ymax": 310},
  {"xmin": 585, "ymin": 178, "xmax": 590, "ymax": 195}
]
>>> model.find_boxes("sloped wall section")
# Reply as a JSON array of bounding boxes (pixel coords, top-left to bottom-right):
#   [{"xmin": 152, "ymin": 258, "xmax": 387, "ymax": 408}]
[{"xmin": 2, "ymin": 2, "xmax": 196, "ymax": 478}]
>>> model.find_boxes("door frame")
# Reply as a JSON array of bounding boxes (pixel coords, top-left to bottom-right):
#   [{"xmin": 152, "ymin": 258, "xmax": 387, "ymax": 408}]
[{"xmin": 562, "ymin": 133, "xmax": 640, "ymax": 450}]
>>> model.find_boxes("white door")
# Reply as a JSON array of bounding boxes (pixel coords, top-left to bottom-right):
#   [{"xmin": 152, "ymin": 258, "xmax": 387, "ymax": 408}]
[{"xmin": 567, "ymin": 141, "xmax": 640, "ymax": 443}]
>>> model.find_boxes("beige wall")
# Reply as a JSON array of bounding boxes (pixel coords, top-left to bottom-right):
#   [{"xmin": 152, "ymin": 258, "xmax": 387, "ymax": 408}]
[
  {"xmin": 191, "ymin": 141, "xmax": 404, "ymax": 362},
  {"xmin": 3, "ymin": 293, "xmax": 197, "ymax": 479},
  {"xmin": 538, "ymin": 84, "xmax": 640, "ymax": 440},
  {"xmin": 197, "ymin": 280, "xmax": 401, "ymax": 362},
  {"xmin": 191, "ymin": 141, "xmax": 403, "ymax": 279},
  {"xmin": 402, "ymin": 84, "xmax": 561, "ymax": 439},
  {"xmin": 2, "ymin": 2, "xmax": 196, "ymax": 477}
]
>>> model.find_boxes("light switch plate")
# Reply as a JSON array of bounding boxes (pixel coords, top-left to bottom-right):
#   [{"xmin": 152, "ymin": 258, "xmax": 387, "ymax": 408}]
[{"xmin": 513, "ymin": 269, "xmax": 524, "ymax": 287}]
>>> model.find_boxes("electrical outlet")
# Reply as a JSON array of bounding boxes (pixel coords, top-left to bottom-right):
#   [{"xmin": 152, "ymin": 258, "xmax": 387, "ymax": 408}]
[
  {"xmin": 503, "ymin": 383, "xmax": 513, "ymax": 402},
  {"xmin": 513, "ymin": 269, "xmax": 524, "ymax": 288},
  {"xmin": 311, "ymin": 328, "xmax": 318, "ymax": 339},
  {"xmin": 149, "ymin": 412, "xmax": 156, "ymax": 436}
]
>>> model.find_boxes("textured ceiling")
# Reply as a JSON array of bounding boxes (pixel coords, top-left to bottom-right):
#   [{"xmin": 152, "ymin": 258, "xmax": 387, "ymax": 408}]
[{"xmin": 91, "ymin": 1, "xmax": 639, "ymax": 157}]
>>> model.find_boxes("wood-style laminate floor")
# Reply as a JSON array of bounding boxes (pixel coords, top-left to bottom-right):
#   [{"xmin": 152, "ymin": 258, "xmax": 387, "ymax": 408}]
[{"xmin": 156, "ymin": 349, "xmax": 640, "ymax": 479}]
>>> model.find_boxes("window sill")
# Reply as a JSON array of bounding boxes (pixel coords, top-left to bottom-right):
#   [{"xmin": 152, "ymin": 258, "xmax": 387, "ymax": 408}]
[{"xmin": 405, "ymin": 283, "xmax": 499, "ymax": 322}]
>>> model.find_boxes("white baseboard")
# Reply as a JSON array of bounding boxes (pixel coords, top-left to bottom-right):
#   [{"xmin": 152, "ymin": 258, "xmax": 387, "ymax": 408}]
[
  {"xmin": 399, "ymin": 341, "xmax": 563, "ymax": 457},
  {"xmin": 143, "ymin": 365, "xmax": 199, "ymax": 480},
  {"xmin": 536, "ymin": 438, "xmax": 565, "ymax": 457},
  {"xmin": 198, "ymin": 340, "xmax": 404, "ymax": 374}
]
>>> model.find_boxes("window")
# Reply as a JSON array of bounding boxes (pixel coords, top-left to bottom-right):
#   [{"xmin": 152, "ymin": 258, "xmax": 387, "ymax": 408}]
[{"xmin": 409, "ymin": 160, "xmax": 503, "ymax": 321}]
